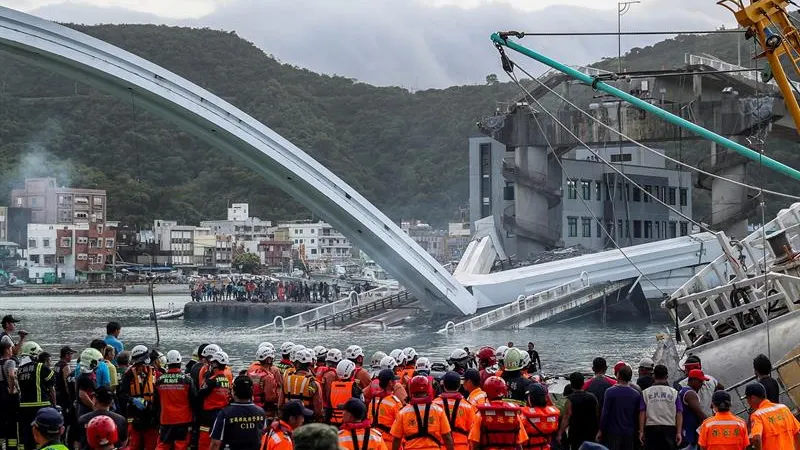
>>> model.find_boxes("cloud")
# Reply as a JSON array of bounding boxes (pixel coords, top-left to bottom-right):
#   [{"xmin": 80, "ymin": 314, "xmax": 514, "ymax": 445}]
[{"xmin": 25, "ymin": 0, "xmax": 736, "ymax": 88}]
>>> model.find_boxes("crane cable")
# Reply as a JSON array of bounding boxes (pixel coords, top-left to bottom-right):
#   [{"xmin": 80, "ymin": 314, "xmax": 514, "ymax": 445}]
[{"xmin": 508, "ymin": 61, "xmax": 800, "ymax": 201}]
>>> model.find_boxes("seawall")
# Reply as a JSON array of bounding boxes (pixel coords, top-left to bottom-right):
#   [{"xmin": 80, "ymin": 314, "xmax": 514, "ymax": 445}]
[{"xmin": 183, "ymin": 301, "xmax": 318, "ymax": 322}]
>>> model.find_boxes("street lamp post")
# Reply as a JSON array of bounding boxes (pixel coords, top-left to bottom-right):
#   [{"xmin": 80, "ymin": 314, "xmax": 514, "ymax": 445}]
[{"xmin": 618, "ymin": 1, "xmax": 640, "ymax": 73}]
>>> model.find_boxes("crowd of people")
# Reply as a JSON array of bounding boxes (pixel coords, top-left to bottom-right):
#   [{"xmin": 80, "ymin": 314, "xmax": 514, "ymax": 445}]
[
  {"xmin": 189, "ymin": 278, "xmax": 362, "ymax": 304},
  {"xmin": 0, "ymin": 314, "xmax": 798, "ymax": 450}
]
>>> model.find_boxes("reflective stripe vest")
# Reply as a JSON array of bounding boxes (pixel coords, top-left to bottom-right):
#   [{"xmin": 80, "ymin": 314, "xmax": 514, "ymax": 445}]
[
  {"xmin": 275, "ymin": 360, "xmax": 293, "ymax": 376},
  {"xmin": 521, "ymin": 406, "xmax": 560, "ymax": 450},
  {"xmin": 468, "ymin": 388, "xmax": 487, "ymax": 406},
  {"xmin": 284, "ymin": 371, "xmax": 317, "ymax": 407},
  {"xmin": 404, "ymin": 403, "xmax": 443, "ymax": 447},
  {"xmin": 339, "ymin": 424, "xmax": 385, "ymax": 450},
  {"xmin": 203, "ymin": 369, "xmax": 232, "ymax": 411},
  {"xmin": 477, "ymin": 401, "xmax": 522, "ymax": 449},
  {"xmin": 330, "ymin": 380, "xmax": 357, "ymax": 425},
  {"xmin": 128, "ymin": 365, "xmax": 155, "ymax": 403},
  {"xmin": 18, "ymin": 362, "xmax": 54, "ymax": 408},
  {"xmin": 368, "ymin": 390, "xmax": 402, "ymax": 435},
  {"xmin": 435, "ymin": 393, "xmax": 475, "ymax": 450}
]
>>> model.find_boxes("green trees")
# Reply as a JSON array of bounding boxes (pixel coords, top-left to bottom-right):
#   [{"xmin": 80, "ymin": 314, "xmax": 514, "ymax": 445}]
[{"xmin": 233, "ymin": 252, "xmax": 261, "ymax": 274}]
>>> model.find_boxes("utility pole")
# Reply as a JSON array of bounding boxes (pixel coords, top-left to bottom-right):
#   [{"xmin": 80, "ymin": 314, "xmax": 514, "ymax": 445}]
[{"xmin": 618, "ymin": 1, "xmax": 640, "ymax": 73}]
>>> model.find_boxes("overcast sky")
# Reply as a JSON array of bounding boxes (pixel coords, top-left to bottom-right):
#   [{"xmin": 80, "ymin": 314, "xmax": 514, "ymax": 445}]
[{"xmin": 2, "ymin": 0, "xmax": 739, "ymax": 88}]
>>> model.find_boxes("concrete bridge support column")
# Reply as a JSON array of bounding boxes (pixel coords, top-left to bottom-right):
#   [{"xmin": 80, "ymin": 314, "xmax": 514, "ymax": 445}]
[
  {"xmin": 511, "ymin": 109, "xmax": 550, "ymax": 257},
  {"xmin": 711, "ymin": 159, "xmax": 749, "ymax": 239}
]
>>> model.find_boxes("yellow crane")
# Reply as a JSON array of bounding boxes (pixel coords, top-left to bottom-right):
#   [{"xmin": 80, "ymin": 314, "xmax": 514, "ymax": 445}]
[{"xmin": 719, "ymin": 0, "xmax": 800, "ymax": 134}]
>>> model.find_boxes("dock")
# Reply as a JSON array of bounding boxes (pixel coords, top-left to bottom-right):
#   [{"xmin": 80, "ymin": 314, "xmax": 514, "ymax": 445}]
[{"xmin": 183, "ymin": 301, "xmax": 321, "ymax": 322}]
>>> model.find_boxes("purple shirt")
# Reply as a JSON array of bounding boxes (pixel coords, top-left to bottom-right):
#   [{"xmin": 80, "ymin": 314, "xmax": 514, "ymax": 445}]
[{"xmin": 600, "ymin": 384, "xmax": 642, "ymax": 436}]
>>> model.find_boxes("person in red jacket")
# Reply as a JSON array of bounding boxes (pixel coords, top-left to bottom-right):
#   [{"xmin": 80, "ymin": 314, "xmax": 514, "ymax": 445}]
[
  {"xmin": 154, "ymin": 351, "xmax": 196, "ymax": 450},
  {"xmin": 198, "ymin": 351, "xmax": 232, "ymax": 450}
]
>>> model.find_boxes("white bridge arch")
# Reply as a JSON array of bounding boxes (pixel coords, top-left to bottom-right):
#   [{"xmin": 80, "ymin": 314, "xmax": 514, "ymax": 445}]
[{"xmin": 0, "ymin": 6, "xmax": 476, "ymax": 315}]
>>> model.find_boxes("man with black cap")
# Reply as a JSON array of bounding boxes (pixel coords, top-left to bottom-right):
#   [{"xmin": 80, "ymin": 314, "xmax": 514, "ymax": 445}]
[
  {"xmin": 639, "ymin": 364, "xmax": 681, "ymax": 450},
  {"xmin": 744, "ymin": 382, "xmax": 800, "ymax": 450},
  {"xmin": 264, "ymin": 400, "xmax": 313, "ymax": 450},
  {"xmin": 338, "ymin": 399, "xmax": 387, "ymax": 450},
  {"xmin": 77, "ymin": 387, "xmax": 128, "ymax": 450},
  {"xmin": 209, "ymin": 375, "xmax": 266, "ymax": 450},
  {"xmin": 30, "ymin": 407, "xmax": 67, "ymax": 450},
  {"xmin": 697, "ymin": 391, "xmax": 748, "ymax": 450},
  {"xmin": 1, "ymin": 315, "xmax": 27, "ymax": 356}
]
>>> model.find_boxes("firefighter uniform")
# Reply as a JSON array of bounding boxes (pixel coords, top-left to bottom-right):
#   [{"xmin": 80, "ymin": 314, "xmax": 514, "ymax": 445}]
[
  {"xmin": 467, "ymin": 388, "xmax": 487, "ymax": 406},
  {"xmin": 282, "ymin": 370, "xmax": 322, "ymax": 419},
  {"xmin": 433, "ymin": 394, "xmax": 476, "ymax": 450},
  {"xmin": 749, "ymin": 399, "xmax": 800, "ymax": 450},
  {"xmin": 17, "ymin": 360, "xmax": 55, "ymax": 450},
  {"xmin": 468, "ymin": 400, "xmax": 529, "ymax": 450},
  {"xmin": 198, "ymin": 368, "xmax": 232, "ymax": 450},
  {"xmin": 329, "ymin": 379, "xmax": 363, "ymax": 426},
  {"xmin": 247, "ymin": 363, "xmax": 282, "ymax": 420},
  {"xmin": 154, "ymin": 368, "xmax": 196, "ymax": 450},
  {"xmin": 390, "ymin": 402, "xmax": 452, "ymax": 450}
]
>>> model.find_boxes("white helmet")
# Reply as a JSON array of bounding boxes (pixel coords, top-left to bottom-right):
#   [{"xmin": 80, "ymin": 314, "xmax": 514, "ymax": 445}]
[
  {"xmin": 371, "ymin": 351, "xmax": 387, "ymax": 368},
  {"xmin": 209, "ymin": 350, "xmax": 229, "ymax": 366},
  {"xmin": 326, "ymin": 348, "xmax": 343, "ymax": 364},
  {"xmin": 389, "ymin": 349, "xmax": 408, "ymax": 366},
  {"xmin": 21, "ymin": 341, "xmax": 43, "ymax": 357},
  {"xmin": 495, "ymin": 345, "xmax": 509, "ymax": 362},
  {"xmin": 157, "ymin": 351, "xmax": 167, "ymax": 367},
  {"xmin": 166, "ymin": 350, "xmax": 182, "ymax": 365},
  {"xmin": 296, "ymin": 349, "xmax": 314, "ymax": 365},
  {"xmin": 280, "ymin": 342, "xmax": 295, "ymax": 355},
  {"xmin": 131, "ymin": 345, "xmax": 150, "ymax": 364},
  {"xmin": 379, "ymin": 356, "xmax": 397, "ymax": 371},
  {"xmin": 449, "ymin": 349, "xmax": 469, "ymax": 363},
  {"xmin": 403, "ymin": 347, "xmax": 417, "ymax": 361},
  {"xmin": 202, "ymin": 344, "xmax": 221, "ymax": 358},
  {"xmin": 256, "ymin": 346, "xmax": 275, "ymax": 362},
  {"xmin": 290, "ymin": 345, "xmax": 307, "ymax": 362},
  {"xmin": 313, "ymin": 345, "xmax": 328, "ymax": 360},
  {"xmin": 336, "ymin": 359, "xmax": 357, "ymax": 379},
  {"xmin": 415, "ymin": 357, "xmax": 432, "ymax": 372},
  {"xmin": 258, "ymin": 342, "xmax": 274, "ymax": 352},
  {"xmin": 345, "ymin": 345, "xmax": 364, "ymax": 361}
]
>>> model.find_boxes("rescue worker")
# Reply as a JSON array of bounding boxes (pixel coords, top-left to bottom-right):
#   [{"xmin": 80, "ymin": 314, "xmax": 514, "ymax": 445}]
[
  {"xmin": 338, "ymin": 398, "xmax": 387, "ymax": 450},
  {"xmin": 476, "ymin": 347, "xmax": 496, "ymax": 386},
  {"xmin": 275, "ymin": 343, "xmax": 294, "ymax": 376},
  {"xmin": 322, "ymin": 349, "xmax": 343, "ymax": 424},
  {"xmin": 262, "ymin": 400, "xmax": 313, "ymax": 450},
  {"xmin": 190, "ymin": 344, "xmax": 218, "ymax": 392},
  {"xmin": 17, "ymin": 341, "xmax": 56, "ymax": 450},
  {"xmin": 198, "ymin": 351, "xmax": 233, "ymax": 450},
  {"xmin": 388, "ymin": 350, "xmax": 410, "ymax": 387},
  {"xmin": 345, "ymin": 346, "xmax": 372, "ymax": 391},
  {"xmin": 744, "ymin": 382, "xmax": 800, "ymax": 450},
  {"xmin": 366, "ymin": 369, "xmax": 403, "ymax": 450},
  {"xmin": 1, "ymin": 338, "xmax": 20, "ymax": 450},
  {"xmin": 329, "ymin": 360, "xmax": 364, "ymax": 426},
  {"xmin": 86, "ymin": 416, "xmax": 119, "ymax": 450},
  {"xmin": 447, "ymin": 350, "xmax": 472, "ymax": 375},
  {"xmin": 390, "ymin": 376, "xmax": 455, "ymax": 450},
  {"xmin": 697, "ymin": 391, "xmax": 748, "ymax": 450},
  {"xmin": 369, "ymin": 351, "xmax": 387, "ymax": 379},
  {"xmin": 209, "ymin": 375, "xmax": 267, "ymax": 450},
  {"xmin": 464, "ymin": 369, "xmax": 487, "ymax": 406},
  {"xmin": 54, "ymin": 346, "xmax": 77, "ymax": 447},
  {"xmin": 76, "ymin": 387, "xmax": 128, "ymax": 450},
  {"xmin": 520, "ymin": 383, "xmax": 559, "ymax": 450},
  {"xmin": 412, "ymin": 358, "xmax": 440, "ymax": 397},
  {"xmin": 154, "ymin": 350, "xmax": 196, "ymax": 450},
  {"xmin": 494, "ymin": 346, "xmax": 509, "ymax": 378},
  {"xmin": 247, "ymin": 343, "xmax": 274, "ymax": 374},
  {"xmin": 119, "ymin": 345, "xmax": 158, "ymax": 450},
  {"xmin": 30, "ymin": 407, "xmax": 68, "ymax": 450},
  {"xmin": 434, "ymin": 372, "xmax": 476, "ymax": 450},
  {"xmin": 281, "ymin": 348, "xmax": 323, "ymax": 420},
  {"xmin": 284, "ymin": 345, "xmax": 305, "ymax": 381},
  {"xmin": 365, "ymin": 357, "xmax": 408, "ymax": 405},
  {"xmin": 400, "ymin": 348, "xmax": 418, "ymax": 384},
  {"xmin": 500, "ymin": 348, "xmax": 533, "ymax": 405},
  {"xmin": 247, "ymin": 346, "xmax": 281, "ymax": 421},
  {"xmin": 313, "ymin": 346, "xmax": 330, "ymax": 382},
  {"xmin": 468, "ymin": 376, "xmax": 528, "ymax": 450}
]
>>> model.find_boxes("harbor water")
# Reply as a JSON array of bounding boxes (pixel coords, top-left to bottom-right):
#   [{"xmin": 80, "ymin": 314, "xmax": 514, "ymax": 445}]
[{"xmin": 0, "ymin": 294, "xmax": 675, "ymax": 374}]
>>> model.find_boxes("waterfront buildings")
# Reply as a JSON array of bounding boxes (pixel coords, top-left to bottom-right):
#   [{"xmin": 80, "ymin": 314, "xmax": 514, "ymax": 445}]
[
  {"xmin": 26, "ymin": 222, "xmax": 117, "ymax": 283},
  {"xmin": 200, "ymin": 203, "xmax": 273, "ymax": 242},
  {"xmin": 10, "ymin": 177, "xmax": 107, "ymax": 225}
]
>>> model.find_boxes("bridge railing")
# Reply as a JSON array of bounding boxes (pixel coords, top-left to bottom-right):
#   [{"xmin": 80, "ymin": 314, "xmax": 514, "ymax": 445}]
[
  {"xmin": 302, "ymin": 290, "xmax": 414, "ymax": 331},
  {"xmin": 439, "ymin": 272, "xmax": 590, "ymax": 334},
  {"xmin": 254, "ymin": 284, "xmax": 399, "ymax": 331}
]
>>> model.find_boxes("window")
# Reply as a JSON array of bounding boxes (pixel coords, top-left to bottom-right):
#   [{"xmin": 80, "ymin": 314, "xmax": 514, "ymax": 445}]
[
  {"xmin": 610, "ymin": 153, "xmax": 633, "ymax": 162},
  {"xmin": 310, "ymin": 239, "xmax": 315, "ymax": 244},
  {"xmin": 93, "ymin": 197, "xmax": 103, "ymax": 205},
  {"xmin": 669, "ymin": 221, "xmax": 677, "ymax": 238},
  {"xmin": 44, "ymin": 255, "xmax": 55, "ymax": 265},
  {"xmin": 644, "ymin": 185, "xmax": 652, "ymax": 203},
  {"xmin": 29, "ymin": 255, "xmax": 40, "ymax": 264},
  {"xmin": 77, "ymin": 237, "xmax": 88, "ymax": 245},
  {"xmin": 644, "ymin": 221, "xmax": 652, "ymax": 239},
  {"xmin": 567, "ymin": 217, "xmax": 578, "ymax": 237},
  {"xmin": 633, "ymin": 187, "xmax": 641, "ymax": 202},
  {"xmin": 89, "ymin": 239, "xmax": 98, "ymax": 248},
  {"xmin": 633, "ymin": 220, "xmax": 642, "ymax": 238},
  {"xmin": 28, "ymin": 239, "xmax": 36, "ymax": 248},
  {"xmin": 75, "ymin": 197, "xmax": 89, "ymax": 205},
  {"xmin": 106, "ymin": 239, "xmax": 115, "ymax": 248},
  {"xmin": 567, "ymin": 180, "xmax": 577, "ymax": 199},
  {"xmin": 98, "ymin": 239, "xmax": 105, "ymax": 248},
  {"xmin": 582, "ymin": 217, "xmax": 592, "ymax": 238},
  {"xmin": 625, "ymin": 183, "xmax": 631, "ymax": 201},
  {"xmin": 43, "ymin": 238, "xmax": 50, "ymax": 248},
  {"xmin": 581, "ymin": 180, "xmax": 591, "ymax": 199},
  {"xmin": 74, "ymin": 212, "xmax": 88, "ymax": 219},
  {"xmin": 625, "ymin": 220, "xmax": 630, "ymax": 238},
  {"xmin": 31, "ymin": 197, "xmax": 38, "ymax": 207},
  {"xmin": 680, "ymin": 188, "xmax": 688, "ymax": 207},
  {"xmin": 96, "ymin": 255, "xmax": 103, "ymax": 264},
  {"xmin": 668, "ymin": 188, "xmax": 677, "ymax": 205},
  {"xmin": 655, "ymin": 222, "xmax": 661, "ymax": 239},
  {"xmin": 310, "ymin": 249, "xmax": 317, "ymax": 255},
  {"xmin": 618, "ymin": 220, "xmax": 624, "ymax": 238},
  {"xmin": 57, "ymin": 256, "xmax": 65, "ymax": 264},
  {"xmin": 680, "ymin": 222, "xmax": 689, "ymax": 236},
  {"xmin": 653, "ymin": 186, "xmax": 660, "ymax": 201},
  {"xmin": 597, "ymin": 222, "xmax": 602, "ymax": 238},
  {"xmin": 61, "ymin": 237, "xmax": 71, "ymax": 248},
  {"xmin": 595, "ymin": 181, "xmax": 601, "ymax": 201}
]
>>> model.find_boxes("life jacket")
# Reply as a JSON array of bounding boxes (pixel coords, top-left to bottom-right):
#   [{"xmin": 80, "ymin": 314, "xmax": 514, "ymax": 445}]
[
  {"xmin": 264, "ymin": 420, "xmax": 293, "ymax": 450},
  {"xmin": 339, "ymin": 421, "xmax": 384, "ymax": 450},
  {"xmin": 520, "ymin": 406, "xmax": 560, "ymax": 450},
  {"xmin": 437, "ymin": 393, "xmax": 470, "ymax": 437},
  {"xmin": 284, "ymin": 371, "xmax": 317, "ymax": 407},
  {"xmin": 275, "ymin": 359, "xmax": 293, "ymax": 376},
  {"xmin": 368, "ymin": 389, "xmax": 401, "ymax": 434},
  {"xmin": 203, "ymin": 369, "xmax": 231, "ymax": 411},
  {"xmin": 128, "ymin": 365, "xmax": 156, "ymax": 404},
  {"xmin": 248, "ymin": 363, "xmax": 280, "ymax": 407},
  {"xmin": 330, "ymin": 379, "xmax": 357, "ymax": 425},
  {"xmin": 405, "ymin": 403, "xmax": 443, "ymax": 446},
  {"xmin": 156, "ymin": 369, "xmax": 193, "ymax": 425},
  {"xmin": 477, "ymin": 401, "xmax": 522, "ymax": 449}
]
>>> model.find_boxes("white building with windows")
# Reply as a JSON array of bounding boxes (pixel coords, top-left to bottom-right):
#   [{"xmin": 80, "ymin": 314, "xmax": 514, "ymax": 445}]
[
  {"xmin": 280, "ymin": 221, "xmax": 354, "ymax": 261},
  {"xmin": 26, "ymin": 224, "xmax": 57, "ymax": 281},
  {"xmin": 200, "ymin": 203, "xmax": 272, "ymax": 243}
]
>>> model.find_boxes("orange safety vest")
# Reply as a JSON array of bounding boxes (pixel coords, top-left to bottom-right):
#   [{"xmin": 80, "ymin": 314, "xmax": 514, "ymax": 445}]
[
  {"xmin": 368, "ymin": 390, "xmax": 402, "ymax": 435},
  {"xmin": 476, "ymin": 401, "xmax": 522, "ymax": 449},
  {"xmin": 284, "ymin": 371, "xmax": 317, "ymax": 407},
  {"xmin": 339, "ymin": 424, "xmax": 386, "ymax": 450},
  {"xmin": 203, "ymin": 369, "xmax": 232, "ymax": 411},
  {"xmin": 330, "ymin": 379, "xmax": 357, "ymax": 425},
  {"xmin": 129, "ymin": 365, "xmax": 156, "ymax": 403},
  {"xmin": 468, "ymin": 388, "xmax": 487, "ymax": 406},
  {"xmin": 402, "ymin": 367, "xmax": 415, "ymax": 384},
  {"xmin": 403, "ymin": 402, "xmax": 444, "ymax": 448},
  {"xmin": 435, "ymin": 393, "xmax": 474, "ymax": 449},
  {"xmin": 155, "ymin": 368, "xmax": 193, "ymax": 425},
  {"xmin": 520, "ymin": 406, "xmax": 560, "ymax": 450},
  {"xmin": 248, "ymin": 363, "xmax": 280, "ymax": 407}
]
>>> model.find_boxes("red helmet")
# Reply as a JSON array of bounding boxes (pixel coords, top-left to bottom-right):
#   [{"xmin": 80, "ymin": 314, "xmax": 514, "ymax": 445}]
[
  {"xmin": 477, "ymin": 346, "xmax": 496, "ymax": 366},
  {"xmin": 87, "ymin": 416, "xmax": 118, "ymax": 449},
  {"xmin": 484, "ymin": 376, "xmax": 507, "ymax": 399},
  {"xmin": 409, "ymin": 375, "xmax": 431, "ymax": 396}
]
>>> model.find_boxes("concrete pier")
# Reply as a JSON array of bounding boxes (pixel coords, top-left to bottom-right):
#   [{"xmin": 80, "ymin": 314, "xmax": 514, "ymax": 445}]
[{"xmin": 184, "ymin": 301, "xmax": 319, "ymax": 322}]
